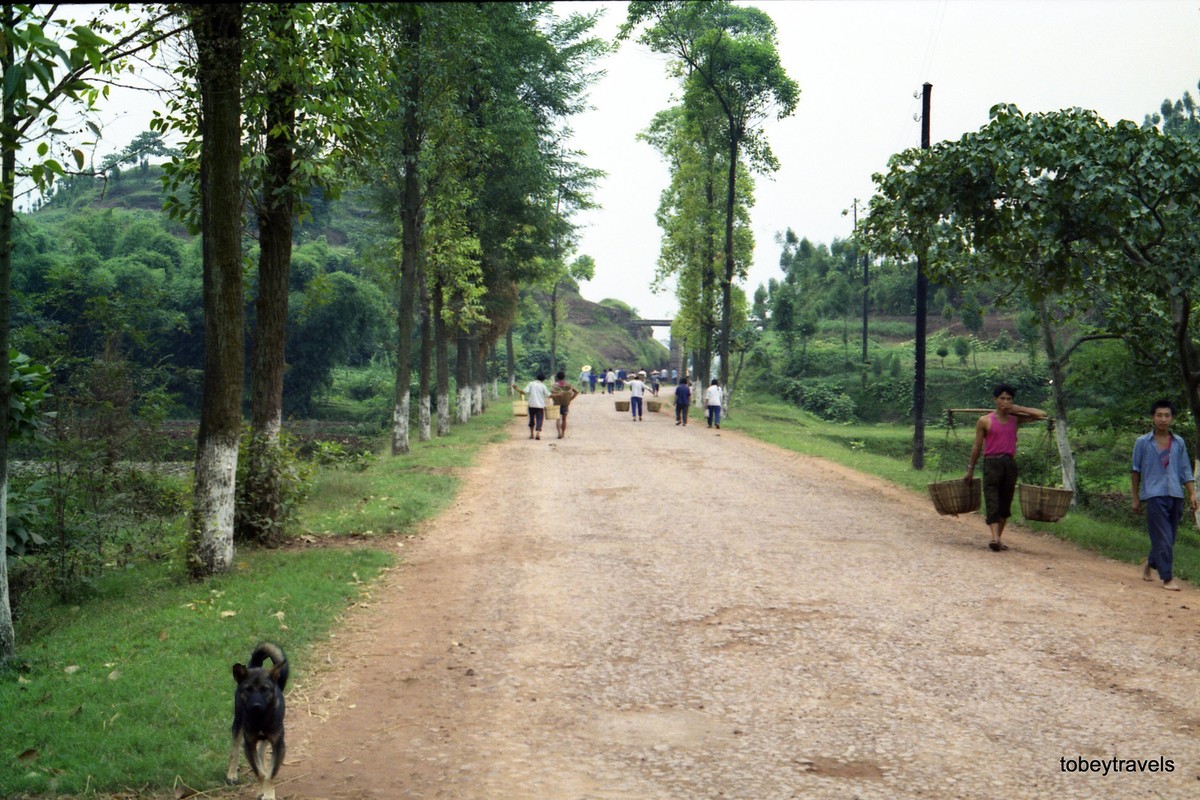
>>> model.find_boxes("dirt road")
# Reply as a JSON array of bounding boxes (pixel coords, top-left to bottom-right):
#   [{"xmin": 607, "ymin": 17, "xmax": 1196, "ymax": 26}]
[{"xmin": 279, "ymin": 391, "xmax": 1200, "ymax": 799}]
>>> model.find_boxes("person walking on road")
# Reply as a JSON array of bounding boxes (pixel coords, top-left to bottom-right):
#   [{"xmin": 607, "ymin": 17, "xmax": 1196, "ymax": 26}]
[
  {"xmin": 705, "ymin": 379, "xmax": 724, "ymax": 429},
  {"xmin": 551, "ymin": 371, "xmax": 581, "ymax": 439},
  {"xmin": 1132, "ymin": 399, "xmax": 1199, "ymax": 591},
  {"xmin": 627, "ymin": 373, "xmax": 650, "ymax": 421},
  {"xmin": 964, "ymin": 383, "xmax": 1047, "ymax": 551},
  {"xmin": 605, "ymin": 368, "xmax": 616, "ymax": 395},
  {"xmin": 512, "ymin": 372, "xmax": 552, "ymax": 440},
  {"xmin": 675, "ymin": 378, "xmax": 691, "ymax": 426}
]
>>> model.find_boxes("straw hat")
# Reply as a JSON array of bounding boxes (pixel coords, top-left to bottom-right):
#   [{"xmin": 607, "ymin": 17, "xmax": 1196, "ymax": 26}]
[{"xmin": 582, "ymin": 365, "xmax": 592, "ymax": 372}]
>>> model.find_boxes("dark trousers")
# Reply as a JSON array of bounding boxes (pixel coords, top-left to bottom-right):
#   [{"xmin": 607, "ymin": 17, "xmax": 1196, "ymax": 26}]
[
  {"xmin": 982, "ymin": 455, "xmax": 1017, "ymax": 524},
  {"xmin": 676, "ymin": 402, "xmax": 688, "ymax": 424},
  {"xmin": 1146, "ymin": 495, "xmax": 1182, "ymax": 582},
  {"xmin": 707, "ymin": 405, "xmax": 721, "ymax": 427},
  {"xmin": 631, "ymin": 396, "xmax": 643, "ymax": 418},
  {"xmin": 527, "ymin": 407, "xmax": 544, "ymax": 432}
]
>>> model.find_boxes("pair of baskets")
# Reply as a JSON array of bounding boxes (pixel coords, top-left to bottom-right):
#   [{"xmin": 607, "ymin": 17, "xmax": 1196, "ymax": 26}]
[
  {"xmin": 928, "ymin": 409, "xmax": 1073, "ymax": 522},
  {"xmin": 927, "ymin": 479, "xmax": 1072, "ymax": 522}
]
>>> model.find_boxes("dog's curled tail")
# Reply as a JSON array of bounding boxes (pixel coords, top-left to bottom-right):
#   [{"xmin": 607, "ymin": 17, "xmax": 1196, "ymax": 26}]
[{"xmin": 249, "ymin": 642, "xmax": 289, "ymax": 690}]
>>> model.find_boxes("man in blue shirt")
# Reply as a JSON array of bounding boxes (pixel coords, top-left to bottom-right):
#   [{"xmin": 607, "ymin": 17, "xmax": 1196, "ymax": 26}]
[
  {"xmin": 1132, "ymin": 399, "xmax": 1199, "ymax": 590},
  {"xmin": 674, "ymin": 378, "xmax": 691, "ymax": 426}
]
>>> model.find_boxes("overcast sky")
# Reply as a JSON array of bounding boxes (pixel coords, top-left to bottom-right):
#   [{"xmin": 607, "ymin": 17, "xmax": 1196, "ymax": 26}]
[{"xmin": 564, "ymin": 0, "xmax": 1200, "ymax": 323}]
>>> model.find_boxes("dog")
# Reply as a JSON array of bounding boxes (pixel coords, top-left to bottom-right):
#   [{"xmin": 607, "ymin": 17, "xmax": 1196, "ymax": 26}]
[{"xmin": 227, "ymin": 642, "xmax": 289, "ymax": 800}]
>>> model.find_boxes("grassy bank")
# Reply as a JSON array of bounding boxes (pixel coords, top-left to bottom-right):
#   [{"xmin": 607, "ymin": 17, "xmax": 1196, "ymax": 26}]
[
  {"xmin": 0, "ymin": 402, "xmax": 513, "ymax": 798},
  {"xmin": 725, "ymin": 394, "xmax": 1200, "ymax": 582}
]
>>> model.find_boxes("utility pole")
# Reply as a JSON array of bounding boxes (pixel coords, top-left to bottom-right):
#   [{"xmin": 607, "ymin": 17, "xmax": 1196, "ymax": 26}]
[{"xmin": 913, "ymin": 82, "xmax": 932, "ymax": 470}]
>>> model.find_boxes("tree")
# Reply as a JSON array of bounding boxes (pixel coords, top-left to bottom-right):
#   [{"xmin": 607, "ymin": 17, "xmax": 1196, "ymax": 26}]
[
  {"xmin": 185, "ymin": 3, "xmax": 244, "ymax": 578},
  {"xmin": 547, "ymin": 253, "xmax": 595, "ymax": 376},
  {"xmin": 623, "ymin": 1, "xmax": 798, "ymax": 389},
  {"xmin": 0, "ymin": 4, "xmax": 181, "ymax": 657},
  {"xmin": 864, "ymin": 103, "xmax": 1200, "ymax": 485}
]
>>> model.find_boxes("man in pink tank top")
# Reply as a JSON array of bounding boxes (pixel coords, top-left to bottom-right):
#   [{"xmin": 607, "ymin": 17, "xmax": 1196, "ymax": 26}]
[{"xmin": 964, "ymin": 384, "xmax": 1047, "ymax": 551}]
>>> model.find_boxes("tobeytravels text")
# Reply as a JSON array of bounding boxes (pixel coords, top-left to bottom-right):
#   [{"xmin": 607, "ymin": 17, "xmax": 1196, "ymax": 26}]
[{"xmin": 1060, "ymin": 756, "xmax": 1174, "ymax": 775}]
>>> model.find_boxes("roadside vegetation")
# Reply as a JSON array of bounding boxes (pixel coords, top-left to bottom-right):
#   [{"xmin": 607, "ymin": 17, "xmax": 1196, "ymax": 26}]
[{"xmin": 0, "ymin": 402, "xmax": 511, "ymax": 798}]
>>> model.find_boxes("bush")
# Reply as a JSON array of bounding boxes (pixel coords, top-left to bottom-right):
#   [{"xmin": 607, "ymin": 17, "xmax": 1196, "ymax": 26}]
[
  {"xmin": 235, "ymin": 429, "xmax": 317, "ymax": 545},
  {"xmin": 779, "ymin": 378, "xmax": 857, "ymax": 423}
]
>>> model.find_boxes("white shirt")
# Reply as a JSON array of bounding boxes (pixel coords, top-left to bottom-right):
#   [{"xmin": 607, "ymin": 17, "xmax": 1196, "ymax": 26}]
[
  {"xmin": 523, "ymin": 380, "xmax": 551, "ymax": 409},
  {"xmin": 705, "ymin": 384, "xmax": 723, "ymax": 407},
  {"xmin": 606, "ymin": 371, "xmax": 616, "ymax": 383},
  {"xmin": 628, "ymin": 379, "xmax": 647, "ymax": 398}
]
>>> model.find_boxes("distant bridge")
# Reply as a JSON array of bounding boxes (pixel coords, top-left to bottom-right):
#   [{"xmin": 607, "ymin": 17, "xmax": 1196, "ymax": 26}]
[{"xmin": 632, "ymin": 318, "xmax": 673, "ymax": 327}]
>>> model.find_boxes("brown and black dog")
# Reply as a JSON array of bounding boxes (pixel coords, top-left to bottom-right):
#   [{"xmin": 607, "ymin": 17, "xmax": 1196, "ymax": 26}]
[{"xmin": 227, "ymin": 642, "xmax": 288, "ymax": 800}]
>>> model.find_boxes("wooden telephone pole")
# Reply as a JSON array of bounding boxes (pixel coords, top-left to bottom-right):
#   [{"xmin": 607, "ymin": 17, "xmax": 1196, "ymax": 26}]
[{"xmin": 913, "ymin": 82, "xmax": 932, "ymax": 470}]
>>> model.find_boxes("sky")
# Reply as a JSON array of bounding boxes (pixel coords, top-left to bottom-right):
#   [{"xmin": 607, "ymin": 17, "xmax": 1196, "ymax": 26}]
[{"xmin": 562, "ymin": 0, "xmax": 1200, "ymax": 325}]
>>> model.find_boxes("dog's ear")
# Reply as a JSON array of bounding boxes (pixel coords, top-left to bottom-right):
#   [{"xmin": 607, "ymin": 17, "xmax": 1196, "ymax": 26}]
[{"xmin": 233, "ymin": 663, "xmax": 249, "ymax": 682}]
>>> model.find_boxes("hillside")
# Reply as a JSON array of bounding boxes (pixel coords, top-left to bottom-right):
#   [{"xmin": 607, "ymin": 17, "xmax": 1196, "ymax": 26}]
[{"xmin": 552, "ymin": 286, "xmax": 671, "ymax": 373}]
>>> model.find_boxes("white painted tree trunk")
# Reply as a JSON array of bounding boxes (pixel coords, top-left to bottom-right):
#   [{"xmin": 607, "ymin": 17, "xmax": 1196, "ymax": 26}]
[
  {"xmin": 456, "ymin": 387, "xmax": 471, "ymax": 423},
  {"xmin": 472, "ymin": 382, "xmax": 483, "ymax": 416},
  {"xmin": 190, "ymin": 437, "xmax": 237, "ymax": 575},
  {"xmin": 418, "ymin": 395, "xmax": 431, "ymax": 442},
  {"xmin": 0, "ymin": 479, "xmax": 12, "ymax": 658},
  {"xmin": 391, "ymin": 394, "xmax": 410, "ymax": 455},
  {"xmin": 1054, "ymin": 418, "xmax": 1077, "ymax": 497},
  {"xmin": 437, "ymin": 391, "xmax": 451, "ymax": 436}
]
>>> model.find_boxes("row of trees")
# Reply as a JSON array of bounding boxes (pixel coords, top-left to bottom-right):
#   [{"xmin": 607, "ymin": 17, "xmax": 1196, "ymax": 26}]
[
  {"xmin": 0, "ymin": 3, "xmax": 607, "ymax": 658},
  {"xmin": 621, "ymin": 1, "xmax": 798, "ymax": 397}
]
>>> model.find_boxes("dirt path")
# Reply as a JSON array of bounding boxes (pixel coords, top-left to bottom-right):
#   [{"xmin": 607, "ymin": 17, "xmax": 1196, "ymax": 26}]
[{"xmin": 277, "ymin": 391, "xmax": 1200, "ymax": 799}]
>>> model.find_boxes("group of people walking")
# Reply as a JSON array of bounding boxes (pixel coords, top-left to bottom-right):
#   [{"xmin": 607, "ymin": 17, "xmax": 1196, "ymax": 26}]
[
  {"xmin": 514, "ymin": 370, "xmax": 728, "ymax": 435},
  {"xmin": 966, "ymin": 383, "xmax": 1196, "ymax": 591}
]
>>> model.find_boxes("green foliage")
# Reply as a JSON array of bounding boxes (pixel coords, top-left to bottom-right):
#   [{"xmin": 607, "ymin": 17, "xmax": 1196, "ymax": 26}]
[{"xmin": 777, "ymin": 378, "xmax": 857, "ymax": 422}]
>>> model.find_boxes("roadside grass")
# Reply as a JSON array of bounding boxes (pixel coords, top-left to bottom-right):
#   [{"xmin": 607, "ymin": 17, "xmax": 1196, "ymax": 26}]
[
  {"xmin": 297, "ymin": 400, "xmax": 511, "ymax": 536},
  {"xmin": 1, "ymin": 400, "xmax": 514, "ymax": 798},
  {"xmin": 726, "ymin": 394, "xmax": 1200, "ymax": 583},
  {"xmin": 1, "ymin": 547, "xmax": 392, "ymax": 797}
]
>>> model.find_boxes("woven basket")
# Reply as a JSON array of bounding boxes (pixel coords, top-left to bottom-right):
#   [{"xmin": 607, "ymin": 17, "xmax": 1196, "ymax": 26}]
[
  {"xmin": 1019, "ymin": 483, "xmax": 1073, "ymax": 522},
  {"xmin": 544, "ymin": 404, "xmax": 559, "ymax": 420},
  {"xmin": 647, "ymin": 400, "xmax": 662, "ymax": 413},
  {"xmin": 928, "ymin": 478, "xmax": 981, "ymax": 516},
  {"xmin": 512, "ymin": 400, "xmax": 527, "ymax": 416},
  {"xmin": 615, "ymin": 400, "xmax": 630, "ymax": 412}
]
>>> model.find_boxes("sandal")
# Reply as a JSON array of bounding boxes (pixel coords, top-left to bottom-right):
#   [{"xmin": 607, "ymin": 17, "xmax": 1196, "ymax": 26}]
[{"xmin": 988, "ymin": 541, "xmax": 1002, "ymax": 552}]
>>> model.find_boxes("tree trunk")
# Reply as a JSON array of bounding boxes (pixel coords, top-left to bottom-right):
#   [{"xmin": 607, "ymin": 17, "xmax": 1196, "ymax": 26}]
[
  {"xmin": 418, "ymin": 277, "xmax": 432, "ymax": 442},
  {"xmin": 473, "ymin": 336, "xmax": 486, "ymax": 415},
  {"xmin": 0, "ymin": 3, "xmax": 17, "ymax": 658},
  {"xmin": 456, "ymin": 332, "xmax": 471, "ymax": 423},
  {"xmin": 434, "ymin": 282, "xmax": 451, "ymax": 436},
  {"xmin": 243, "ymin": 2, "xmax": 296, "ymax": 543},
  {"xmin": 506, "ymin": 327, "xmax": 515, "ymax": 397},
  {"xmin": 549, "ymin": 282, "xmax": 559, "ymax": 379},
  {"xmin": 1039, "ymin": 302, "xmax": 1077, "ymax": 498},
  {"xmin": 1170, "ymin": 295, "xmax": 1200, "ymax": 468},
  {"xmin": 718, "ymin": 134, "xmax": 739, "ymax": 387},
  {"xmin": 188, "ymin": 3, "xmax": 244, "ymax": 579},
  {"xmin": 490, "ymin": 344, "xmax": 500, "ymax": 399},
  {"xmin": 390, "ymin": 8, "xmax": 422, "ymax": 456}
]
